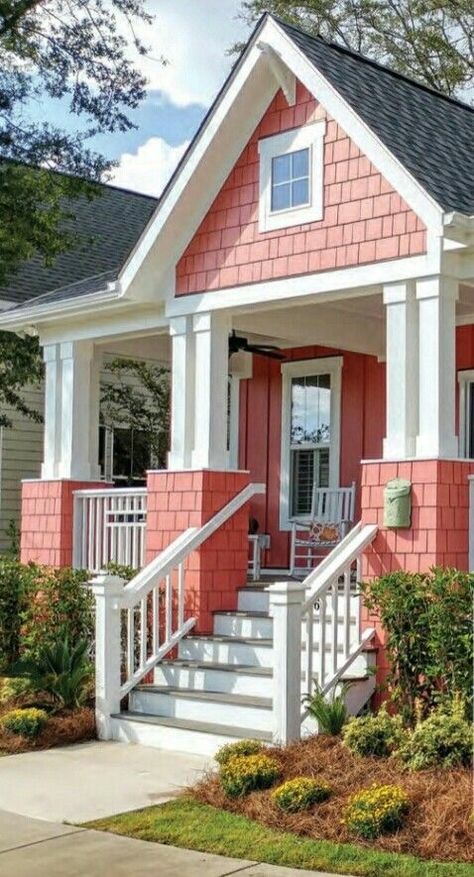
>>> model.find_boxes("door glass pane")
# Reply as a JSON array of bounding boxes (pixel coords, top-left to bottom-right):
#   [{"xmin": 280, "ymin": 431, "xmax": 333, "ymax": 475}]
[{"xmin": 290, "ymin": 374, "xmax": 331, "ymax": 446}]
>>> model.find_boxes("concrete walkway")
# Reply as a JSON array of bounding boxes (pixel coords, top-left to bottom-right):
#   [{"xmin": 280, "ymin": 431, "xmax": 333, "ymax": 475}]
[
  {"xmin": 0, "ymin": 810, "xmax": 347, "ymax": 877},
  {"xmin": 0, "ymin": 740, "xmax": 210, "ymax": 821}
]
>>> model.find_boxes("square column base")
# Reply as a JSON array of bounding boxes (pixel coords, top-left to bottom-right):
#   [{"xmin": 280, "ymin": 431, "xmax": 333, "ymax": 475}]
[
  {"xmin": 146, "ymin": 470, "xmax": 251, "ymax": 633},
  {"xmin": 20, "ymin": 479, "xmax": 108, "ymax": 568}
]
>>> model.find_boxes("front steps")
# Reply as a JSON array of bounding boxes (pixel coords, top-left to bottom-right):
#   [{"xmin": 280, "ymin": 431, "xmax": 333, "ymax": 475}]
[{"xmin": 110, "ymin": 582, "xmax": 376, "ymax": 755}]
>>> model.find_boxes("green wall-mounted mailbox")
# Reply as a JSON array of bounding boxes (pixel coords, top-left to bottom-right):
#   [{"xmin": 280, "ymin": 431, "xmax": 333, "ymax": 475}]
[{"xmin": 383, "ymin": 478, "xmax": 411, "ymax": 528}]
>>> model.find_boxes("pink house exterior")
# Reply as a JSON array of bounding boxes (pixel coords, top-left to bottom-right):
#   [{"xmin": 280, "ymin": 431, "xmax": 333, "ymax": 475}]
[{"xmin": 2, "ymin": 14, "xmax": 474, "ymax": 751}]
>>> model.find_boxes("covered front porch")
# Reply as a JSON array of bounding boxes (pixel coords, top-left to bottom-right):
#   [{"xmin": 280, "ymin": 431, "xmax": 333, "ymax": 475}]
[{"xmin": 19, "ymin": 275, "xmax": 474, "ymax": 581}]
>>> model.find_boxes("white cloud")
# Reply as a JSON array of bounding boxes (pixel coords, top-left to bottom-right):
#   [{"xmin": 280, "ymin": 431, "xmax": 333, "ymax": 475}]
[
  {"xmin": 112, "ymin": 136, "xmax": 189, "ymax": 196},
  {"xmin": 110, "ymin": 1, "xmax": 251, "ymax": 194},
  {"xmin": 130, "ymin": 0, "xmax": 250, "ymax": 106}
]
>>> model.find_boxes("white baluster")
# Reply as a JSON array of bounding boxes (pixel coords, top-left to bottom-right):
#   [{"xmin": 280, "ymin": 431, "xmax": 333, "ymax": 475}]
[
  {"xmin": 140, "ymin": 597, "xmax": 147, "ymax": 668},
  {"xmin": 165, "ymin": 574, "xmax": 172, "ymax": 640},
  {"xmin": 178, "ymin": 563, "xmax": 185, "ymax": 628}
]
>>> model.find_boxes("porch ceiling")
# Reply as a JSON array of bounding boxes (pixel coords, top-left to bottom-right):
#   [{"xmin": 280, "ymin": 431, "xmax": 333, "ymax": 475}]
[
  {"xmin": 232, "ymin": 293, "xmax": 385, "ymax": 358},
  {"xmin": 233, "ymin": 284, "xmax": 474, "ymax": 357}
]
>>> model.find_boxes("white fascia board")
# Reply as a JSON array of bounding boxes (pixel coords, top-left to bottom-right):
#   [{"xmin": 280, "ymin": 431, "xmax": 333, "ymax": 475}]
[
  {"xmin": 39, "ymin": 305, "xmax": 168, "ymax": 346},
  {"xmin": 166, "ymin": 252, "xmax": 437, "ymax": 318},
  {"xmin": 118, "ymin": 17, "xmax": 443, "ymax": 302},
  {"xmin": 0, "ymin": 284, "xmax": 124, "ymax": 333},
  {"xmin": 267, "ymin": 19, "xmax": 443, "ymax": 233}
]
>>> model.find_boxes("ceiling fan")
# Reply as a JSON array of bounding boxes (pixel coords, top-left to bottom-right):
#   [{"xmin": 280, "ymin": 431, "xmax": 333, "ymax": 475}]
[{"xmin": 228, "ymin": 330, "xmax": 285, "ymax": 361}]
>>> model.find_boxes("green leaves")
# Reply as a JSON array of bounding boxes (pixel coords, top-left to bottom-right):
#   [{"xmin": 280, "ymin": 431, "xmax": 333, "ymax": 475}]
[
  {"xmin": 0, "ymin": 0, "xmax": 157, "ymax": 282},
  {"xmin": 0, "ymin": 328, "xmax": 43, "ymax": 428},
  {"xmin": 11, "ymin": 636, "xmax": 93, "ymax": 710},
  {"xmin": 101, "ymin": 357, "xmax": 170, "ymax": 469},
  {"xmin": 303, "ymin": 681, "xmax": 351, "ymax": 735},
  {"xmin": 359, "ymin": 568, "xmax": 474, "ymax": 718}
]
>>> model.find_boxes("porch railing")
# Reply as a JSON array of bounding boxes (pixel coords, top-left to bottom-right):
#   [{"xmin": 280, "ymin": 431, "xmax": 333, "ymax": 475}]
[
  {"xmin": 91, "ymin": 481, "xmax": 265, "ymax": 738},
  {"xmin": 73, "ymin": 487, "xmax": 147, "ymax": 572},
  {"xmin": 268, "ymin": 521, "xmax": 378, "ymax": 743}
]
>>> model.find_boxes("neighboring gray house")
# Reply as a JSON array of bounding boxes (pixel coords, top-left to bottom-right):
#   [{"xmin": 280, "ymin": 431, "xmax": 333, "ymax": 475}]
[{"xmin": 0, "ymin": 183, "xmax": 159, "ymax": 551}]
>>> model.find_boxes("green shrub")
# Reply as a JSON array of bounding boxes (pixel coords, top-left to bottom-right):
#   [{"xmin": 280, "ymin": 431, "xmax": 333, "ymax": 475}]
[
  {"xmin": 359, "ymin": 568, "xmax": 473, "ymax": 718},
  {"xmin": 342, "ymin": 706, "xmax": 405, "ymax": 758},
  {"xmin": 343, "ymin": 784, "xmax": 409, "ymax": 839},
  {"xmin": 219, "ymin": 754, "xmax": 280, "ymax": 798},
  {"xmin": 104, "ymin": 561, "xmax": 137, "ymax": 582},
  {"xmin": 272, "ymin": 777, "xmax": 331, "ymax": 812},
  {"xmin": 0, "ymin": 676, "xmax": 31, "ymax": 705},
  {"xmin": 302, "ymin": 682, "xmax": 350, "ymax": 735},
  {"xmin": 11, "ymin": 637, "xmax": 93, "ymax": 710},
  {"xmin": 0, "ymin": 558, "xmax": 38, "ymax": 671},
  {"xmin": 0, "ymin": 707, "xmax": 48, "ymax": 739},
  {"xmin": 397, "ymin": 699, "xmax": 473, "ymax": 770},
  {"xmin": 215, "ymin": 738, "xmax": 264, "ymax": 765},
  {"xmin": 20, "ymin": 566, "xmax": 93, "ymax": 659}
]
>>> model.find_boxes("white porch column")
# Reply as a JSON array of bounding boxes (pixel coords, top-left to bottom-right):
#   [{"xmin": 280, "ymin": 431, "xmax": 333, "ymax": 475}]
[
  {"xmin": 58, "ymin": 341, "xmax": 101, "ymax": 480},
  {"xmin": 168, "ymin": 316, "xmax": 195, "ymax": 469},
  {"xmin": 41, "ymin": 340, "xmax": 101, "ymax": 480},
  {"xmin": 192, "ymin": 312, "xmax": 231, "ymax": 470},
  {"xmin": 383, "ymin": 281, "xmax": 418, "ymax": 459},
  {"xmin": 416, "ymin": 276, "xmax": 458, "ymax": 458},
  {"xmin": 41, "ymin": 344, "xmax": 62, "ymax": 479}
]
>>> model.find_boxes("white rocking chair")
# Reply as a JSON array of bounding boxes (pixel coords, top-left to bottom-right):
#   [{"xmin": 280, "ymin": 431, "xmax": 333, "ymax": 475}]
[{"xmin": 290, "ymin": 482, "xmax": 356, "ymax": 577}]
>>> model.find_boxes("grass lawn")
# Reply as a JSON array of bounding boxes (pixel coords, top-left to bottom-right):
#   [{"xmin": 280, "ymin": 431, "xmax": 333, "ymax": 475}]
[{"xmin": 87, "ymin": 797, "xmax": 474, "ymax": 877}]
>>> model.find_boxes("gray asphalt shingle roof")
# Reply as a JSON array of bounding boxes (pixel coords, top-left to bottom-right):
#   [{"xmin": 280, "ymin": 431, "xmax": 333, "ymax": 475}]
[
  {"xmin": 0, "ymin": 184, "xmax": 157, "ymax": 306},
  {"xmin": 277, "ymin": 18, "xmax": 474, "ymax": 216}
]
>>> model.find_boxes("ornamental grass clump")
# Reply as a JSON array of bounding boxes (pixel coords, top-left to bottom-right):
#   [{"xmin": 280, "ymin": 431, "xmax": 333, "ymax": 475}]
[
  {"xmin": 215, "ymin": 738, "xmax": 264, "ymax": 766},
  {"xmin": 271, "ymin": 777, "xmax": 332, "ymax": 812},
  {"xmin": 0, "ymin": 707, "xmax": 48, "ymax": 739},
  {"xmin": 342, "ymin": 705, "xmax": 405, "ymax": 758},
  {"xmin": 397, "ymin": 699, "xmax": 473, "ymax": 771},
  {"xmin": 343, "ymin": 784, "xmax": 409, "ymax": 840},
  {"xmin": 219, "ymin": 754, "xmax": 280, "ymax": 798}
]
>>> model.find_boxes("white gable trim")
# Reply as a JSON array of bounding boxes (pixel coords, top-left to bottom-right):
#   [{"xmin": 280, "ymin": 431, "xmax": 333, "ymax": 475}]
[{"xmin": 118, "ymin": 16, "xmax": 443, "ymax": 300}]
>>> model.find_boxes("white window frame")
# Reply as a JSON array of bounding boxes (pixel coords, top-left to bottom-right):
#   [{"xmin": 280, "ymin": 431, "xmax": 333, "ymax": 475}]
[
  {"xmin": 458, "ymin": 369, "xmax": 474, "ymax": 457},
  {"xmin": 280, "ymin": 356, "xmax": 342, "ymax": 531},
  {"xmin": 258, "ymin": 120, "xmax": 326, "ymax": 233}
]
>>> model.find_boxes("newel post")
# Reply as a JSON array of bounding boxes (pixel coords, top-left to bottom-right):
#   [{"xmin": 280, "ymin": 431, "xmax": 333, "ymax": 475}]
[
  {"xmin": 268, "ymin": 581, "xmax": 306, "ymax": 745},
  {"xmin": 91, "ymin": 573, "xmax": 125, "ymax": 740}
]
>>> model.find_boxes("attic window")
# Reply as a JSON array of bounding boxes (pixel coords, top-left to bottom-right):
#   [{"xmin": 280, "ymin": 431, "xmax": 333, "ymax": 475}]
[{"xmin": 258, "ymin": 120, "xmax": 326, "ymax": 233}]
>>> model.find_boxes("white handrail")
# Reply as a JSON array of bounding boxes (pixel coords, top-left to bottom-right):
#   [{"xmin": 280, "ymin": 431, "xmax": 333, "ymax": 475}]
[
  {"xmin": 116, "ymin": 481, "xmax": 265, "ymax": 695},
  {"xmin": 301, "ymin": 523, "xmax": 378, "ymax": 717},
  {"xmin": 303, "ymin": 523, "xmax": 378, "ymax": 611}
]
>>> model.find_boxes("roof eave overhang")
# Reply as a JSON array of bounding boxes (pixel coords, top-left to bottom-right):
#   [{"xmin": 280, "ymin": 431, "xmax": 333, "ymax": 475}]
[{"xmin": 0, "ymin": 282, "xmax": 124, "ymax": 333}]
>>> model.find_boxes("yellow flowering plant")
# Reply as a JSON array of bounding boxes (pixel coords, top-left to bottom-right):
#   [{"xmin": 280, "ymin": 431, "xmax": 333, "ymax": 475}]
[
  {"xmin": 0, "ymin": 707, "xmax": 48, "ymax": 739},
  {"xmin": 343, "ymin": 784, "xmax": 409, "ymax": 839},
  {"xmin": 272, "ymin": 777, "xmax": 332, "ymax": 812},
  {"xmin": 219, "ymin": 753, "xmax": 280, "ymax": 798},
  {"xmin": 215, "ymin": 738, "xmax": 264, "ymax": 766}
]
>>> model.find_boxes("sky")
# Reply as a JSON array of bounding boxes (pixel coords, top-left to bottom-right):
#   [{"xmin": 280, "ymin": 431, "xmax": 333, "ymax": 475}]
[{"xmin": 100, "ymin": 0, "xmax": 251, "ymax": 197}]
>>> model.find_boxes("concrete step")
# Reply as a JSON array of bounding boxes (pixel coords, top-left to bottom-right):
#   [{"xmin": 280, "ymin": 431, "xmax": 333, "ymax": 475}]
[
  {"xmin": 154, "ymin": 658, "xmax": 272, "ymax": 697},
  {"xmin": 213, "ymin": 609, "xmax": 359, "ymax": 639},
  {"xmin": 178, "ymin": 634, "xmax": 274, "ymax": 667},
  {"xmin": 110, "ymin": 711, "xmax": 271, "ymax": 756},
  {"xmin": 129, "ymin": 686, "xmax": 273, "ymax": 732}
]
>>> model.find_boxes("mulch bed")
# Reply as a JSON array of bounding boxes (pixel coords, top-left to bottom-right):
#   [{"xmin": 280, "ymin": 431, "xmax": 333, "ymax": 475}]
[
  {"xmin": 192, "ymin": 734, "xmax": 473, "ymax": 863},
  {"xmin": 0, "ymin": 707, "xmax": 96, "ymax": 753}
]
